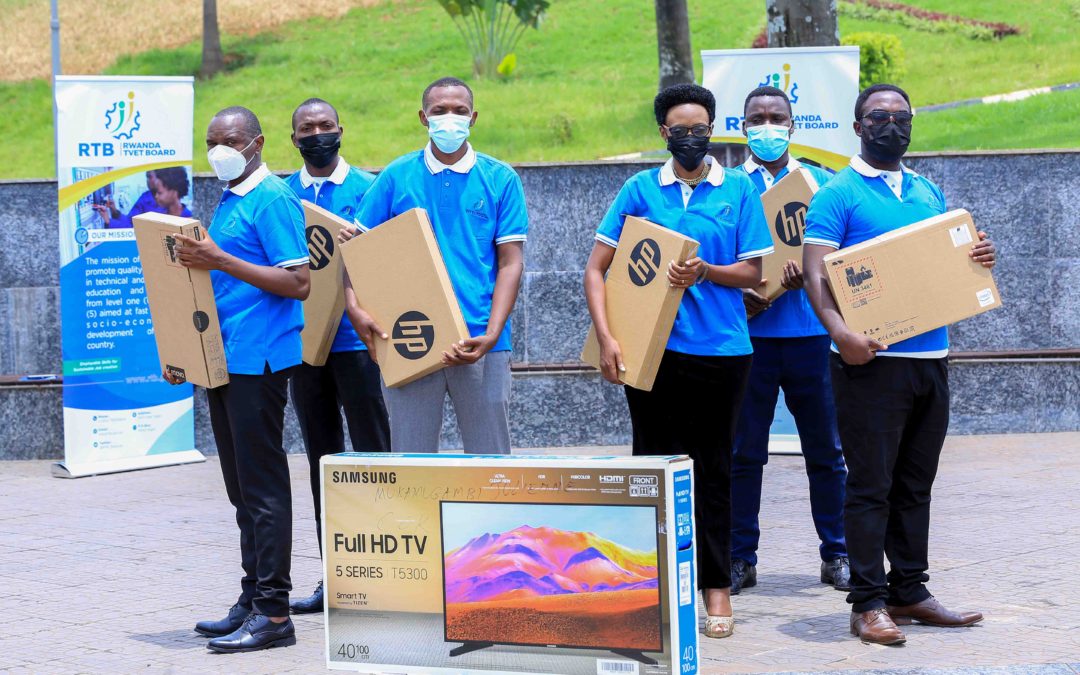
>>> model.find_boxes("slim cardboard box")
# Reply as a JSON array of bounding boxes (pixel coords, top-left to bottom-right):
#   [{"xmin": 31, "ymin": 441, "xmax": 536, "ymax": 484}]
[
  {"xmin": 823, "ymin": 208, "xmax": 1002, "ymax": 346},
  {"xmin": 758, "ymin": 167, "xmax": 820, "ymax": 300},
  {"xmin": 581, "ymin": 216, "xmax": 699, "ymax": 391},
  {"xmin": 322, "ymin": 452, "xmax": 700, "ymax": 674},
  {"xmin": 300, "ymin": 200, "xmax": 349, "ymax": 366},
  {"xmin": 133, "ymin": 213, "xmax": 228, "ymax": 388},
  {"xmin": 339, "ymin": 208, "xmax": 469, "ymax": 387}
]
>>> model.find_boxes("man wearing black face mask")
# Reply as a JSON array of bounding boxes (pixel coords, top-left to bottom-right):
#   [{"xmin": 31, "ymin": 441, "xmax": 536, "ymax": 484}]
[
  {"xmin": 284, "ymin": 98, "xmax": 391, "ymax": 615},
  {"xmin": 803, "ymin": 84, "xmax": 996, "ymax": 645}
]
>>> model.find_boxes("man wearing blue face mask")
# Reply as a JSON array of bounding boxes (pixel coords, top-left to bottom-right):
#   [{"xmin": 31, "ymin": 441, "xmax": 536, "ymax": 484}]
[
  {"xmin": 342, "ymin": 76, "xmax": 527, "ymax": 454},
  {"xmin": 728, "ymin": 86, "xmax": 850, "ymax": 597}
]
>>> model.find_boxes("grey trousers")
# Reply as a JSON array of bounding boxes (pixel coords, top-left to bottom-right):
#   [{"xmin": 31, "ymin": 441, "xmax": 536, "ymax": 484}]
[{"xmin": 381, "ymin": 350, "xmax": 512, "ymax": 454}]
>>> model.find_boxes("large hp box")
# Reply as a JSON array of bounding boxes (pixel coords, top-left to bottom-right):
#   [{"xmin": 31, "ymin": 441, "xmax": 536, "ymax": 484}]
[
  {"xmin": 300, "ymin": 201, "xmax": 348, "ymax": 366},
  {"xmin": 339, "ymin": 208, "xmax": 469, "ymax": 387},
  {"xmin": 581, "ymin": 217, "xmax": 698, "ymax": 391},
  {"xmin": 823, "ymin": 208, "xmax": 1002, "ymax": 345},
  {"xmin": 322, "ymin": 453, "xmax": 699, "ymax": 675},
  {"xmin": 132, "ymin": 213, "xmax": 228, "ymax": 388},
  {"xmin": 759, "ymin": 167, "xmax": 820, "ymax": 300}
]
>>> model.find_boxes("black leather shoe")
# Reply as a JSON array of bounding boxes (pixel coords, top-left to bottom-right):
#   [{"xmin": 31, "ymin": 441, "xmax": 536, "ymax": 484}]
[
  {"xmin": 195, "ymin": 603, "xmax": 250, "ymax": 638},
  {"xmin": 821, "ymin": 556, "xmax": 851, "ymax": 591},
  {"xmin": 207, "ymin": 614, "xmax": 296, "ymax": 653},
  {"xmin": 290, "ymin": 580, "xmax": 324, "ymax": 614},
  {"xmin": 730, "ymin": 559, "xmax": 757, "ymax": 595}
]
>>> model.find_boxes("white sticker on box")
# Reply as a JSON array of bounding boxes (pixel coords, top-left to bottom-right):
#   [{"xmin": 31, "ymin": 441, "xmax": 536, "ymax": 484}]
[
  {"xmin": 977, "ymin": 288, "xmax": 995, "ymax": 307},
  {"xmin": 949, "ymin": 224, "xmax": 973, "ymax": 247},
  {"xmin": 597, "ymin": 659, "xmax": 639, "ymax": 674},
  {"xmin": 679, "ymin": 561, "xmax": 692, "ymax": 606}
]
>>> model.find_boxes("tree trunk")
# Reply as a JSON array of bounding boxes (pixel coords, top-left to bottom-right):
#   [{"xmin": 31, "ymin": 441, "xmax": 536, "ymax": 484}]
[
  {"xmin": 654, "ymin": 0, "xmax": 695, "ymax": 91},
  {"xmin": 765, "ymin": 0, "xmax": 839, "ymax": 47},
  {"xmin": 200, "ymin": 0, "xmax": 225, "ymax": 79}
]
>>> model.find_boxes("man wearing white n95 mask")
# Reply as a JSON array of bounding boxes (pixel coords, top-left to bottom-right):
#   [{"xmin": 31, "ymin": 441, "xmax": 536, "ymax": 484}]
[{"xmin": 340, "ymin": 76, "xmax": 528, "ymax": 455}]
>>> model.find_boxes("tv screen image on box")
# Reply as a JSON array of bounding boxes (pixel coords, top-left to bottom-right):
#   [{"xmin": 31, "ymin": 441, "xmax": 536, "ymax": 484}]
[{"xmin": 440, "ymin": 501, "xmax": 662, "ymax": 663}]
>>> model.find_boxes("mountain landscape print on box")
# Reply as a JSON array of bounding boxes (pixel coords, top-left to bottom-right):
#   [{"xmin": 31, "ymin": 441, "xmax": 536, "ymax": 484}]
[{"xmin": 441, "ymin": 502, "xmax": 662, "ymax": 652}]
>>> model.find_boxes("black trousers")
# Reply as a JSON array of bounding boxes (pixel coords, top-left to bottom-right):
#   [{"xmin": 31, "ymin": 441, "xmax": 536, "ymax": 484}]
[
  {"xmin": 289, "ymin": 350, "xmax": 390, "ymax": 553},
  {"xmin": 830, "ymin": 354, "xmax": 949, "ymax": 613},
  {"xmin": 206, "ymin": 365, "xmax": 294, "ymax": 617},
  {"xmin": 625, "ymin": 350, "xmax": 752, "ymax": 590}
]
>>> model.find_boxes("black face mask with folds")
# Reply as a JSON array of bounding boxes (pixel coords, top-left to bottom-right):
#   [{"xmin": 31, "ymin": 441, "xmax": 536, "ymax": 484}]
[
  {"xmin": 667, "ymin": 134, "xmax": 711, "ymax": 173},
  {"xmin": 297, "ymin": 132, "xmax": 342, "ymax": 169},
  {"xmin": 861, "ymin": 121, "xmax": 910, "ymax": 164}
]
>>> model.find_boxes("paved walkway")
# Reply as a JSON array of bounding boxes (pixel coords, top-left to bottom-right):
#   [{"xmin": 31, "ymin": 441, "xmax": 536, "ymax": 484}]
[{"xmin": 0, "ymin": 433, "xmax": 1078, "ymax": 674}]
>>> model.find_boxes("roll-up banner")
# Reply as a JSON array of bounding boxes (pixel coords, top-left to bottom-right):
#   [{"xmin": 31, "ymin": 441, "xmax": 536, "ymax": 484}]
[{"xmin": 53, "ymin": 75, "xmax": 203, "ymax": 478}]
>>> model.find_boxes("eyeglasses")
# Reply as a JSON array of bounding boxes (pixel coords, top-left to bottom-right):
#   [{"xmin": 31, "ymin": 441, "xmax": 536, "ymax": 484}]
[
  {"xmin": 861, "ymin": 109, "xmax": 914, "ymax": 127},
  {"xmin": 663, "ymin": 123, "xmax": 712, "ymax": 139}
]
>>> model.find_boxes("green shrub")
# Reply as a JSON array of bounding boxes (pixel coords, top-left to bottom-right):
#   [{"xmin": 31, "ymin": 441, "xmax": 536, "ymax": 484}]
[
  {"xmin": 548, "ymin": 113, "xmax": 574, "ymax": 144},
  {"xmin": 842, "ymin": 31, "xmax": 906, "ymax": 90}
]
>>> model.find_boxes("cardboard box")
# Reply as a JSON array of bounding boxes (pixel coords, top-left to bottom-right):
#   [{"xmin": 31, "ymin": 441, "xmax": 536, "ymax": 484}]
[
  {"xmin": 322, "ymin": 452, "xmax": 700, "ymax": 675},
  {"xmin": 132, "ymin": 213, "xmax": 228, "ymax": 388},
  {"xmin": 339, "ymin": 208, "xmax": 469, "ymax": 387},
  {"xmin": 823, "ymin": 208, "xmax": 1002, "ymax": 346},
  {"xmin": 758, "ymin": 167, "xmax": 820, "ymax": 300},
  {"xmin": 300, "ymin": 200, "xmax": 349, "ymax": 366},
  {"xmin": 581, "ymin": 217, "xmax": 698, "ymax": 391}
]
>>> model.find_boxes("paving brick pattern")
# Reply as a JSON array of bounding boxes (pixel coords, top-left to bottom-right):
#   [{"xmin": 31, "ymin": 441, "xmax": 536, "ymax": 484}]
[{"xmin": 0, "ymin": 433, "xmax": 1077, "ymax": 674}]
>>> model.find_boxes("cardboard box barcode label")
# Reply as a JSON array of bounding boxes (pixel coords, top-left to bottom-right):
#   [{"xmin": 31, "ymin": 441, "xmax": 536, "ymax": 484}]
[
  {"xmin": 758, "ymin": 167, "xmax": 820, "ymax": 300},
  {"xmin": 581, "ymin": 217, "xmax": 699, "ymax": 391},
  {"xmin": 339, "ymin": 208, "xmax": 469, "ymax": 387},
  {"xmin": 823, "ymin": 208, "xmax": 1002, "ymax": 346},
  {"xmin": 300, "ymin": 201, "xmax": 348, "ymax": 367},
  {"xmin": 133, "ymin": 213, "xmax": 228, "ymax": 388}
]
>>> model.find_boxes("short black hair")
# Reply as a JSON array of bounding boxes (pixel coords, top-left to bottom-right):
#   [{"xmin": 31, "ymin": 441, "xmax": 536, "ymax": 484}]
[
  {"xmin": 743, "ymin": 85, "xmax": 792, "ymax": 116},
  {"xmin": 213, "ymin": 106, "xmax": 262, "ymax": 139},
  {"xmin": 854, "ymin": 84, "xmax": 911, "ymax": 120},
  {"xmin": 654, "ymin": 83, "xmax": 716, "ymax": 126},
  {"xmin": 155, "ymin": 167, "xmax": 190, "ymax": 199},
  {"xmin": 422, "ymin": 77, "xmax": 474, "ymax": 109},
  {"xmin": 291, "ymin": 98, "xmax": 339, "ymax": 131}
]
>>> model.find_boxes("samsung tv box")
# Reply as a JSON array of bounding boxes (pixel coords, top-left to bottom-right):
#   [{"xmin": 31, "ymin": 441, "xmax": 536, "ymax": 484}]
[{"xmin": 322, "ymin": 452, "xmax": 700, "ymax": 674}]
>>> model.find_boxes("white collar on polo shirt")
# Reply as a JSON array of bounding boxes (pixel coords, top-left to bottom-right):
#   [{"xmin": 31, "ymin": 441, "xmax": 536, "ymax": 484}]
[
  {"xmin": 299, "ymin": 156, "xmax": 350, "ymax": 189},
  {"xmin": 658, "ymin": 155, "xmax": 725, "ymax": 187},
  {"xmin": 850, "ymin": 154, "xmax": 914, "ymax": 200},
  {"xmin": 424, "ymin": 142, "xmax": 476, "ymax": 175},
  {"xmin": 741, "ymin": 154, "xmax": 802, "ymax": 188},
  {"xmin": 227, "ymin": 163, "xmax": 271, "ymax": 197}
]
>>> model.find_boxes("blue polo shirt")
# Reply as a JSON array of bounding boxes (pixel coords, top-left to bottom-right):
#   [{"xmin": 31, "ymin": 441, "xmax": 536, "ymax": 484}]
[
  {"xmin": 742, "ymin": 157, "xmax": 831, "ymax": 338},
  {"xmin": 804, "ymin": 154, "xmax": 949, "ymax": 357},
  {"xmin": 595, "ymin": 158, "xmax": 774, "ymax": 357},
  {"xmin": 285, "ymin": 158, "xmax": 375, "ymax": 353},
  {"xmin": 209, "ymin": 164, "xmax": 309, "ymax": 374},
  {"xmin": 354, "ymin": 143, "xmax": 528, "ymax": 352}
]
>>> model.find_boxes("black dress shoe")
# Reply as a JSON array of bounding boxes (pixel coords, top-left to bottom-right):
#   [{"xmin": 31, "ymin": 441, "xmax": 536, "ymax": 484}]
[
  {"xmin": 207, "ymin": 614, "xmax": 296, "ymax": 653},
  {"xmin": 730, "ymin": 559, "xmax": 757, "ymax": 595},
  {"xmin": 195, "ymin": 603, "xmax": 250, "ymax": 638},
  {"xmin": 821, "ymin": 556, "xmax": 851, "ymax": 591},
  {"xmin": 290, "ymin": 580, "xmax": 324, "ymax": 614}
]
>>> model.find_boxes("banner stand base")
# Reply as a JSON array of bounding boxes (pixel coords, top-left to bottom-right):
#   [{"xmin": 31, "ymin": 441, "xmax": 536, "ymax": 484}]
[
  {"xmin": 768, "ymin": 434, "xmax": 803, "ymax": 456},
  {"xmin": 51, "ymin": 450, "xmax": 207, "ymax": 479}
]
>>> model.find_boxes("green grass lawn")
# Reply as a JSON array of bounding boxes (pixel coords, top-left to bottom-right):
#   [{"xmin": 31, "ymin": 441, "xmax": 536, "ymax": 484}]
[{"xmin": 4, "ymin": 0, "xmax": 1079, "ymax": 179}]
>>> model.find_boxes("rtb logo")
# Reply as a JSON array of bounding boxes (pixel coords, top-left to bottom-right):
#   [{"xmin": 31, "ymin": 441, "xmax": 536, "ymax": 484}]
[
  {"xmin": 306, "ymin": 225, "xmax": 334, "ymax": 271},
  {"xmin": 775, "ymin": 201, "xmax": 808, "ymax": 246},
  {"xmin": 392, "ymin": 311, "xmax": 435, "ymax": 360},
  {"xmin": 105, "ymin": 91, "xmax": 142, "ymax": 140},
  {"xmin": 758, "ymin": 63, "xmax": 799, "ymax": 104},
  {"xmin": 627, "ymin": 238, "xmax": 661, "ymax": 286}
]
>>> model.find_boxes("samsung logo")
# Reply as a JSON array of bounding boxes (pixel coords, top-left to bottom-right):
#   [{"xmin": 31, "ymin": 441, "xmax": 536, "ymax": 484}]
[{"xmin": 332, "ymin": 470, "xmax": 397, "ymax": 484}]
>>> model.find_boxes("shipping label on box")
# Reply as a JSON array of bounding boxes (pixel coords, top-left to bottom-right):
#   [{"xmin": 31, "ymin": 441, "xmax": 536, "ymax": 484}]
[
  {"xmin": 339, "ymin": 208, "xmax": 469, "ymax": 388},
  {"xmin": 758, "ymin": 167, "xmax": 820, "ymax": 300},
  {"xmin": 133, "ymin": 213, "xmax": 228, "ymax": 388},
  {"xmin": 581, "ymin": 217, "xmax": 699, "ymax": 391},
  {"xmin": 823, "ymin": 208, "xmax": 1002, "ymax": 345},
  {"xmin": 322, "ymin": 453, "xmax": 699, "ymax": 675},
  {"xmin": 300, "ymin": 201, "xmax": 349, "ymax": 367}
]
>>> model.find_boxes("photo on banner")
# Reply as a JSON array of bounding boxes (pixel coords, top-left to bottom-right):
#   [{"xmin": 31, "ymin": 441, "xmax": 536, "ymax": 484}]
[
  {"xmin": 701, "ymin": 47, "xmax": 860, "ymax": 453},
  {"xmin": 54, "ymin": 75, "xmax": 202, "ymax": 478}
]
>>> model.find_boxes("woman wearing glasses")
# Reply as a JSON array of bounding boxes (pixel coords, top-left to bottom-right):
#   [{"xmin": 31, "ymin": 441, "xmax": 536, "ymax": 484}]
[{"xmin": 583, "ymin": 83, "xmax": 774, "ymax": 639}]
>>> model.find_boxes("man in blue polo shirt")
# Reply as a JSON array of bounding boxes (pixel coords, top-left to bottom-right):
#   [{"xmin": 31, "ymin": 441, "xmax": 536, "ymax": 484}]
[
  {"xmin": 803, "ymin": 84, "xmax": 996, "ymax": 645},
  {"xmin": 170, "ymin": 106, "xmax": 309, "ymax": 653},
  {"xmin": 284, "ymin": 98, "xmax": 390, "ymax": 615},
  {"xmin": 344, "ymin": 76, "xmax": 526, "ymax": 454},
  {"xmin": 729, "ymin": 86, "xmax": 849, "ymax": 596}
]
